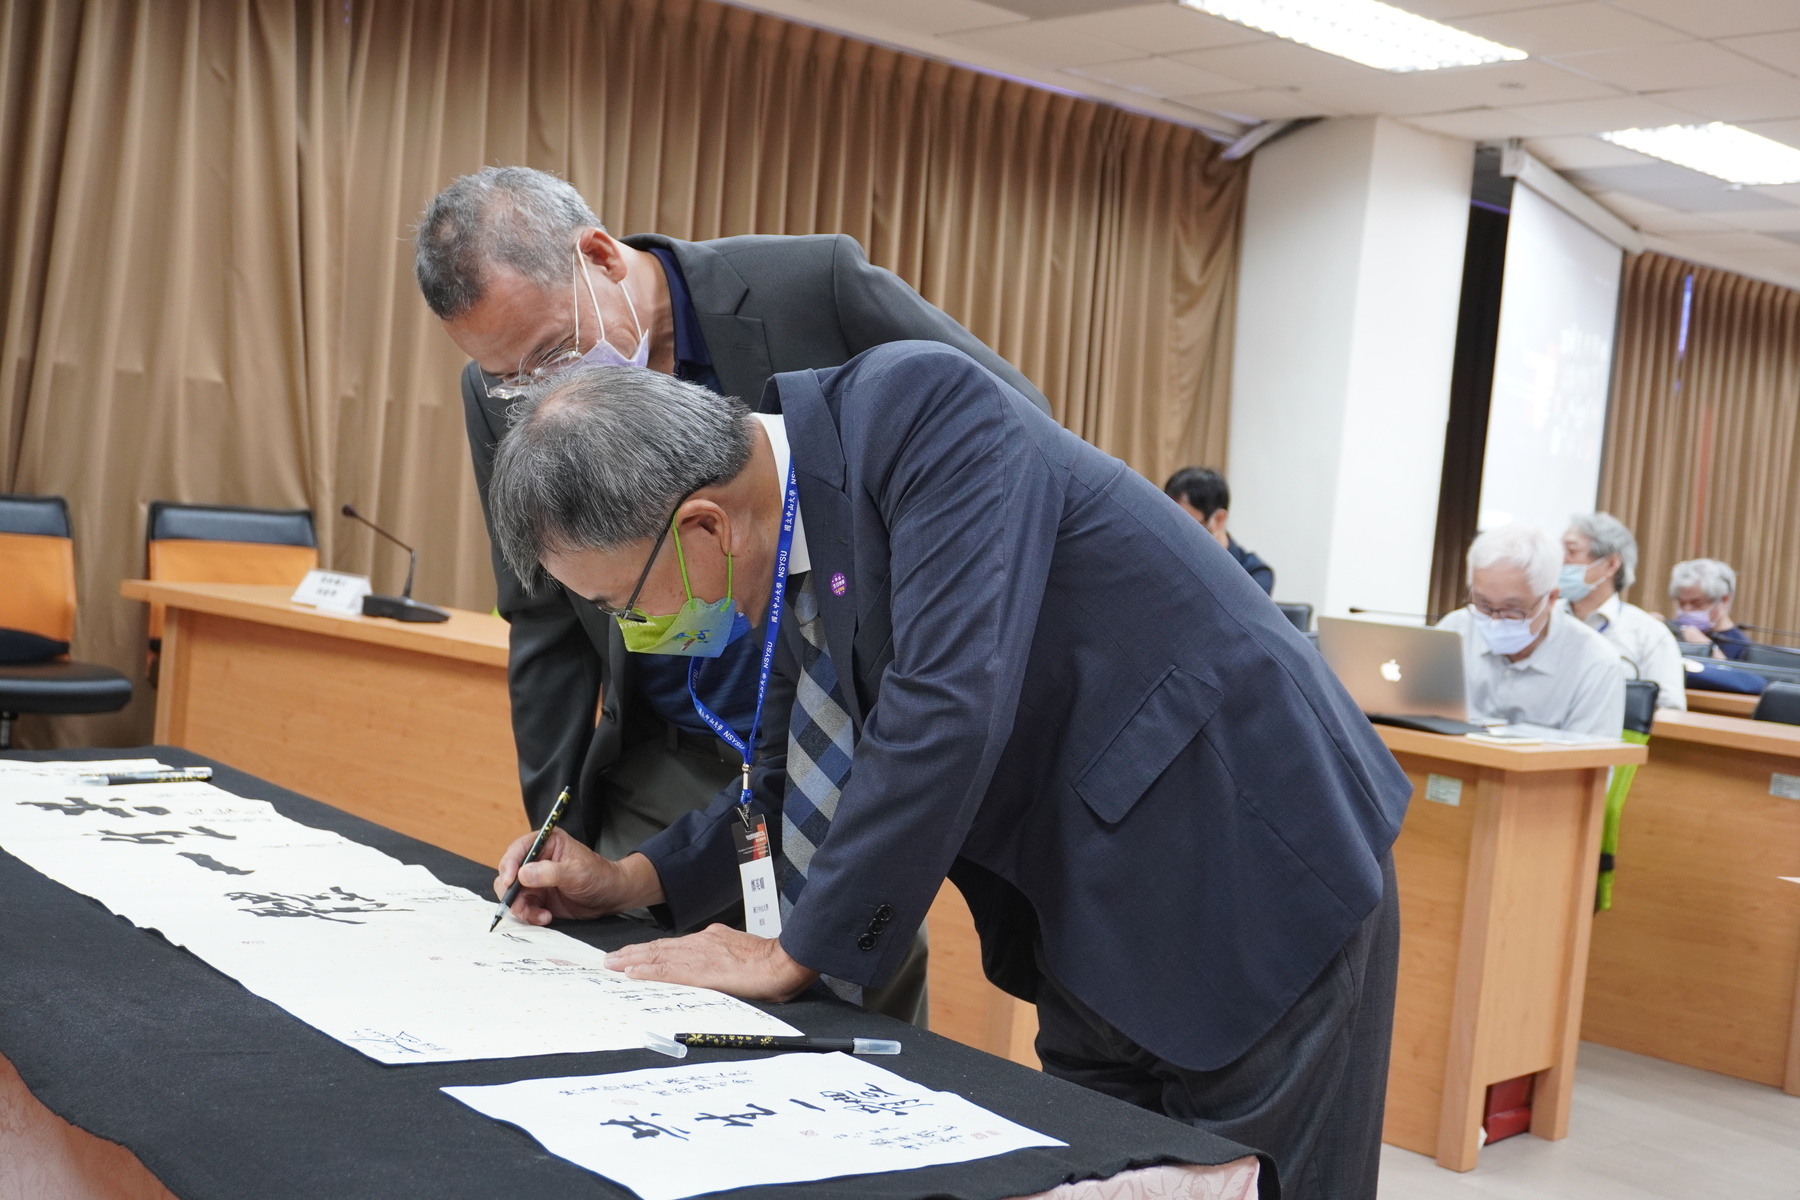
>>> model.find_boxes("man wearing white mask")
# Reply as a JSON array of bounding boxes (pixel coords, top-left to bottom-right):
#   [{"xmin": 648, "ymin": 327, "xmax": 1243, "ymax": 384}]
[
  {"xmin": 1436, "ymin": 524, "xmax": 1625, "ymax": 741},
  {"xmin": 412, "ymin": 167, "xmax": 1047, "ymax": 1027},
  {"xmin": 1560, "ymin": 513, "xmax": 1685, "ymax": 711}
]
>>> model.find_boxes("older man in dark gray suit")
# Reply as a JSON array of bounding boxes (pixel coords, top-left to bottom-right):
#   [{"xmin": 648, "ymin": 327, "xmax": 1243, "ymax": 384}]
[
  {"xmin": 415, "ymin": 168, "xmax": 1045, "ymax": 1025},
  {"xmin": 484, "ymin": 346, "xmax": 1411, "ymax": 1200}
]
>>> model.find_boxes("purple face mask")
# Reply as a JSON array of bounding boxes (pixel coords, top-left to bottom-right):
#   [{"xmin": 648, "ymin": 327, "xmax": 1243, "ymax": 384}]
[{"xmin": 1674, "ymin": 610, "xmax": 1715, "ymax": 634}]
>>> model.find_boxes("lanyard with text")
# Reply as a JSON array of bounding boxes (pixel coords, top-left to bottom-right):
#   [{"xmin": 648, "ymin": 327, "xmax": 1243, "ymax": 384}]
[{"xmin": 686, "ymin": 459, "xmax": 798, "ymax": 938}]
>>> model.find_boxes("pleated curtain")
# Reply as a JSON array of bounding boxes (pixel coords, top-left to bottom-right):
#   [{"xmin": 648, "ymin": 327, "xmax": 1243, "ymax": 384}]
[
  {"xmin": 1599, "ymin": 251, "xmax": 1800, "ymax": 637},
  {"xmin": 0, "ymin": 0, "xmax": 1246, "ymax": 747}
]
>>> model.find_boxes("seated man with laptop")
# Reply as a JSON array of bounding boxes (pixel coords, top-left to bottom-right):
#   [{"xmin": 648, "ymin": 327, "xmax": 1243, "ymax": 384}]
[{"xmin": 1436, "ymin": 524, "xmax": 1625, "ymax": 742}]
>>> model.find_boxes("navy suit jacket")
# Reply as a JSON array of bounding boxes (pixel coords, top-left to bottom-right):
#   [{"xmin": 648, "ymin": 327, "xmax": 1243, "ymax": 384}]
[{"xmin": 639, "ymin": 342, "xmax": 1412, "ymax": 1072}]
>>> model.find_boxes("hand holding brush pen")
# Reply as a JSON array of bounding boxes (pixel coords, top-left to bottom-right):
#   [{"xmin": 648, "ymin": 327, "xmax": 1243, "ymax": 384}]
[{"xmin": 490, "ymin": 786, "xmax": 571, "ymax": 932}]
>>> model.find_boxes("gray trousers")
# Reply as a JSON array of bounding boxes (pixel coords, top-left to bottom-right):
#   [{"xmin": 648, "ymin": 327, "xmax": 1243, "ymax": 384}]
[
  {"xmin": 593, "ymin": 732, "xmax": 930, "ymax": 1029},
  {"xmin": 1034, "ymin": 853, "xmax": 1399, "ymax": 1200}
]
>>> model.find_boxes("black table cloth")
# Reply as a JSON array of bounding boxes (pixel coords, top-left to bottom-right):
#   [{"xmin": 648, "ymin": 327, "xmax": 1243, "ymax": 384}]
[{"xmin": 0, "ymin": 747, "xmax": 1271, "ymax": 1200}]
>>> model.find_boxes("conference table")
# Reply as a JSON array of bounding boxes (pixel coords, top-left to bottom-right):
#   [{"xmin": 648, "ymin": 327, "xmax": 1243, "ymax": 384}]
[
  {"xmin": 117, "ymin": 580, "xmax": 1043, "ymax": 1069},
  {"xmin": 0, "ymin": 748, "xmax": 1264, "ymax": 1200},
  {"xmin": 1372, "ymin": 726, "xmax": 1646, "ymax": 1172},
  {"xmin": 1582, "ymin": 709, "xmax": 1800, "ymax": 1097}
]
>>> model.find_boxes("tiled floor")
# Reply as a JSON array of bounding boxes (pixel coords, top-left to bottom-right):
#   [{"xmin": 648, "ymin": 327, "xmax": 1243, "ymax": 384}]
[{"xmin": 1378, "ymin": 1043, "xmax": 1800, "ymax": 1199}]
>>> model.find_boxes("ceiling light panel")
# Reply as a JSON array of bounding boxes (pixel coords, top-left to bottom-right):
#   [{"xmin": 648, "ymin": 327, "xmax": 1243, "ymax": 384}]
[
  {"xmin": 1600, "ymin": 123, "xmax": 1800, "ymax": 186},
  {"xmin": 1178, "ymin": 0, "xmax": 1527, "ymax": 72}
]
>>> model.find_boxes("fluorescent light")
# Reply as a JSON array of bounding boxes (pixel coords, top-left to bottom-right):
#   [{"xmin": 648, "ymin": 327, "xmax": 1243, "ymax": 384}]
[
  {"xmin": 1599, "ymin": 122, "xmax": 1800, "ymax": 187},
  {"xmin": 1180, "ymin": 0, "xmax": 1527, "ymax": 73}
]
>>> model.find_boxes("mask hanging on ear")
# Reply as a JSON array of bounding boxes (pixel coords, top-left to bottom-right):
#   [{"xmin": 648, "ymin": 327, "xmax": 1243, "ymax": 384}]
[
  {"xmin": 616, "ymin": 524, "xmax": 740, "ymax": 658},
  {"xmin": 573, "ymin": 252, "xmax": 649, "ymax": 370}
]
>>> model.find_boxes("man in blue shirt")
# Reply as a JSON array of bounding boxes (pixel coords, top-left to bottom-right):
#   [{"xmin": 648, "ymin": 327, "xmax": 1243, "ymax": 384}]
[{"xmin": 1163, "ymin": 467, "xmax": 1274, "ymax": 594}]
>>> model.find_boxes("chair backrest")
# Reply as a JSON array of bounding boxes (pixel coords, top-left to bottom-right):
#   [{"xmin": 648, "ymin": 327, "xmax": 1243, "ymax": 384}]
[
  {"xmin": 1752, "ymin": 681, "xmax": 1800, "ymax": 726},
  {"xmin": 1739, "ymin": 642, "xmax": 1800, "ymax": 670},
  {"xmin": 0, "ymin": 494, "xmax": 77, "ymax": 642},
  {"xmin": 1276, "ymin": 602, "xmax": 1313, "ymax": 634},
  {"xmin": 145, "ymin": 503, "xmax": 319, "ymax": 639},
  {"xmin": 1623, "ymin": 679, "xmax": 1660, "ymax": 737}
]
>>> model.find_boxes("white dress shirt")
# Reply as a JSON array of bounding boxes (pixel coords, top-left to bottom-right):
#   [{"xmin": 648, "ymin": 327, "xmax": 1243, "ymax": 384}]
[
  {"xmin": 1437, "ymin": 607, "xmax": 1626, "ymax": 740},
  {"xmin": 1573, "ymin": 593, "xmax": 1687, "ymax": 712},
  {"xmin": 752, "ymin": 413, "xmax": 812, "ymax": 577}
]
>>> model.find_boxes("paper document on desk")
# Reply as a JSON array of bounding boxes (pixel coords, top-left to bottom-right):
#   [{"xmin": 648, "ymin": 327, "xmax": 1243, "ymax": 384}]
[
  {"xmin": 0, "ymin": 767, "xmax": 797, "ymax": 1063},
  {"xmin": 1481, "ymin": 724, "xmax": 1622, "ymax": 745},
  {"xmin": 444, "ymin": 1052, "xmax": 1065, "ymax": 1200}
]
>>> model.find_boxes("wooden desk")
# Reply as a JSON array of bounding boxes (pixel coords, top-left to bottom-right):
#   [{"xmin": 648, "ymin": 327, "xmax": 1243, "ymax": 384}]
[
  {"xmin": 119, "ymin": 581, "xmax": 526, "ymax": 865},
  {"xmin": 1582, "ymin": 710, "xmax": 1800, "ymax": 1096},
  {"xmin": 116, "ymin": 583, "xmax": 1038, "ymax": 1068},
  {"xmin": 1376, "ymin": 727, "xmax": 1647, "ymax": 1171},
  {"xmin": 1685, "ymin": 689, "xmax": 1760, "ymax": 718}
]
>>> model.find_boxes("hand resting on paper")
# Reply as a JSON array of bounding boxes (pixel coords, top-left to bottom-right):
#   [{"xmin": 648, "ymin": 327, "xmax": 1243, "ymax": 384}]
[
  {"xmin": 605, "ymin": 925, "xmax": 820, "ymax": 1003},
  {"xmin": 492, "ymin": 829, "xmax": 664, "ymax": 925}
]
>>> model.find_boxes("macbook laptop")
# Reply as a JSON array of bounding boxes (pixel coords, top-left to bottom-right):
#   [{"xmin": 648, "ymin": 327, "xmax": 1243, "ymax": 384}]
[{"xmin": 1317, "ymin": 617, "xmax": 1486, "ymax": 737}]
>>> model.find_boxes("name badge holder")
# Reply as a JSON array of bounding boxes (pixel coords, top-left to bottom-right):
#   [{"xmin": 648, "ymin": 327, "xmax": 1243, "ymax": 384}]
[{"xmin": 687, "ymin": 461, "xmax": 799, "ymax": 939}]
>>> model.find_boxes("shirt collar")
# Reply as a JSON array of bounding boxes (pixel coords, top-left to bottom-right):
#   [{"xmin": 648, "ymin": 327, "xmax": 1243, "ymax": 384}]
[
  {"xmin": 751, "ymin": 413, "xmax": 810, "ymax": 577},
  {"xmin": 646, "ymin": 247, "xmax": 713, "ymax": 373}
]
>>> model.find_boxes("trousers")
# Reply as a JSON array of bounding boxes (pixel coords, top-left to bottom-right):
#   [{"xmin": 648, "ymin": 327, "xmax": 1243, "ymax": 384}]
[{"xmin": 1035, "ymin": 853, "xmax": 1400, "ymax": 1200}]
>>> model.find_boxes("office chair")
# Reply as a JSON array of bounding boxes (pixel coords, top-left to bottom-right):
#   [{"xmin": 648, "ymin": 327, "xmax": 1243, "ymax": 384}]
[
  {"xmin": 1740, "ymin": 642, "xmax": 1800, "ymax": 670},
  {"xmin": 144, "ymin": 502, "xmax": 318, "ymax": 677},
  {"xmin": 0, "ymin": 494, "xmax": 133, "ymax": 749},
  {"xmin": 1275, "ymin": 602, "xmax": 1313, "ymax": 634},
  {"xmin": 1596, "ymin": 678, "xmax": 1659, "ymax": 912},
  {"xmin": 1751, "ymin": 681, "xmax": 1800, "ymax": 726}
]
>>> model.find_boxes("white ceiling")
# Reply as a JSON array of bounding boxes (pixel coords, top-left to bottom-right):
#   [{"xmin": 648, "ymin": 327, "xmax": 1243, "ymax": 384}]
[{"xmin": 723, "ymin": 0, "xmax": 1800, "ymax": 289}]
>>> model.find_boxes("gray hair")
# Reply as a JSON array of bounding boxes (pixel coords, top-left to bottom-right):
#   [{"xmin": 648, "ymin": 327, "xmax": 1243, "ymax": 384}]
[
  {"xmin": 489, "ymin": 366, "xmax": 755, "ymax": 593},
  {"xmin": 1467, "ymin": 523, "xmax": 1561, "ymax": 597},
  {"xmin": 1567, "ymin": 512, "xmax": 1638, "ymax": 592},
  {"xmin": 1670, "ymin": 558, "xmax": 1736, "ymax": 602},
  {"xmin": 414, "ymin": 167, "xmax": 599, "ymax": 319}
]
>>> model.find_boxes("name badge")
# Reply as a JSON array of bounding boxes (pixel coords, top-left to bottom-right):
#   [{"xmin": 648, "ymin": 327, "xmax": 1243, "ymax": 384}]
[
  {"xmin": 290, "ymin": 569, "xmax": 372, "ymax": 615},
  {"xmin": 733, "ymin": 814, "xmax": 781, "ymax": 939}
]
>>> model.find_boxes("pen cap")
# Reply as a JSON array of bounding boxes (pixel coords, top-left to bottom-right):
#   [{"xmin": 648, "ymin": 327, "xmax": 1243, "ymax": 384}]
[
  {"xmin": 852, "ymin": 1038, "xmax": 901, "ymax": 1054},
  {"xmin": 643, "ymin": 1031, "xmax": 688, "ymax": 1058}
]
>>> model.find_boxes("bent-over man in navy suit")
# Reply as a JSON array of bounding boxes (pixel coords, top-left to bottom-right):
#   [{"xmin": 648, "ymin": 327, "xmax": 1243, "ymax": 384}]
[{"xmin": 484, "ymin": 345, "xmax": 1412, "ymax": 1199}]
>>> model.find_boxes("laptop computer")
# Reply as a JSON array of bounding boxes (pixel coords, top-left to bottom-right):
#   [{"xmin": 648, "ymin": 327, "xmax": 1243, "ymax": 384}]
[{"xmin": 1317, "ymin": 617, "xmax": 1486, "ymax": 737}]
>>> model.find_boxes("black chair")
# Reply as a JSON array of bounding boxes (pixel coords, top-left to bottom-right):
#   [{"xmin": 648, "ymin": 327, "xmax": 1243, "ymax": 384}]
[
  {"xmin": 1752, "ymin": 681, "xmax": 1800, "ymax": 726},
  {"xmin": 1623, "ymin": 679, "xmax": 1660, "ymax": 737},
  {"xmin": 1276, "ymin": 602, "xmax": 1313, "ymax": 634},
  {"xmin": 1740, "ymin": 642, "xmax": 1800, "ymax": 670},
  {"xmin": 143, "ymin": 503, "xmax": 318, "ymax": 668},
  {"xmin": 0, "ymin": 494, "xmax": 133, "ymax": 749}
]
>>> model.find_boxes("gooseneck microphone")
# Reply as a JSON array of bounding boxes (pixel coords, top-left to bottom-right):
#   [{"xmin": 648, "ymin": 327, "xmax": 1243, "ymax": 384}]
[{"xmin": 340, "ymin": 503, "xmax": 451, "ymax": 623}]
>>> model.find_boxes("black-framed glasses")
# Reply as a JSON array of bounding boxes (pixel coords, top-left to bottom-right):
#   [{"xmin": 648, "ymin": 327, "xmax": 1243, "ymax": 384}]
[{"xmin": 589, "ymin": 482, "xmax": 715, "ymax": 622}]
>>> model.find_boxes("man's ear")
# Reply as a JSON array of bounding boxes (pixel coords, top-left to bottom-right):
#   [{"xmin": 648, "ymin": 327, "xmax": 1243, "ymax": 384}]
[
  {"xmin": 1206, "ymin": 509, "xmax": 1229, "ymax": 534},
  {"xmin": 577, "ymin": 227, "xmax": 629, "ymax": 283}
]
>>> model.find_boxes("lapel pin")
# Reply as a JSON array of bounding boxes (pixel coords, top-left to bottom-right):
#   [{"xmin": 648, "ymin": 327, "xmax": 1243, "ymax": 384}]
[{"xmin": 830, "ymin": 572, "xmax": 848, "ymax": 597}]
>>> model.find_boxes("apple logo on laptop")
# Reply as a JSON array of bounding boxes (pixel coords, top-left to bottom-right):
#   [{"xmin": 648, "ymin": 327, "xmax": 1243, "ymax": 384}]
[{"xmin": 1380, "ymin": 659, "xmax": 1403, "ymax": 682}]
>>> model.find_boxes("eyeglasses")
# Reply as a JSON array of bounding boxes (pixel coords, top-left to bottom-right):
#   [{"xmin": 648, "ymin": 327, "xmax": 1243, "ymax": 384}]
[
  {"xmin": 487, "ymin": 338, "xmax": 582, "ymax": 400},
  {"xmin": 588, "ymin": 482, "xmax": 715, "ymax": 622},
  {"xmin": 1468, "ymin": 593, "xmax": 1546, "ymax": 623}
]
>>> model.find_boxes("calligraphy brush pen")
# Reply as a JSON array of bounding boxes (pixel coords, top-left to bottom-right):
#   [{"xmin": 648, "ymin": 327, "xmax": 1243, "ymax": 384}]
[{"xmin": 490, "ymin": 785, "xmax": 571, "ymax": 932}]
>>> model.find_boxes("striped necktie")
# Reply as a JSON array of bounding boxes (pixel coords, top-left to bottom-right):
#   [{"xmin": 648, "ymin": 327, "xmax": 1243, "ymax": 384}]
[{"xmin": 776, "ymin": 573, "xmax": 861, "ymax": 1003}]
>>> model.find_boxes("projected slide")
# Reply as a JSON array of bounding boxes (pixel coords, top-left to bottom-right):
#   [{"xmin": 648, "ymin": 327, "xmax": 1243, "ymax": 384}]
[{"xmin": 1476, "ymin": 185, "xmax": 1622, "ymax": 536}]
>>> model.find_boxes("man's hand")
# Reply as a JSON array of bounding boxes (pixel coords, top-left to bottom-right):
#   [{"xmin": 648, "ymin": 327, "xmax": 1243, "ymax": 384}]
[
  {"xmin": 605, "ymin": 925, "xmax": 820, "ymax": 1002},
  {"xmin": 1680, "ymin": 626, "xmax": 1710, "ymax": 645},
  {"xmin": 492, "ymin": 830, "xmax": 664, "ymax": 925}
]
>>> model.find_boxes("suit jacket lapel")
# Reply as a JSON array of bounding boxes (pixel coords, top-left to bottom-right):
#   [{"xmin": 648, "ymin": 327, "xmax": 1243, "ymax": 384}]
[
  {"xmin": 624, "ymin": 233, "xmax": 775, "ymax": 411},
  {"xmin": 776, "ymin": 370, "xmax": 863, "ymax": 730}
]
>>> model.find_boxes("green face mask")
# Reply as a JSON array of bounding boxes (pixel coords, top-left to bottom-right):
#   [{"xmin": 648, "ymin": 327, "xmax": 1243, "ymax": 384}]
[{"xmin": 617, "ymin": 524, "xmax": 745, "ymax": 658}]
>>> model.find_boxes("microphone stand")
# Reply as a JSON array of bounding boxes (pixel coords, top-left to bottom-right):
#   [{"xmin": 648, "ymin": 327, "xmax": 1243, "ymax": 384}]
[{"xmin": 340, "ymin": 504, "xmax": 451, "ymax": 623}]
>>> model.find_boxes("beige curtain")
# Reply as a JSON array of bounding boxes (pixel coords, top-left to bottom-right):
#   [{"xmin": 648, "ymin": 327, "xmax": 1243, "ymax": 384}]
[
  {"xmin": 0, "ymin": 0, "xmax": 1246, "ymax": 748},
  {"xmin": 1599, "ymin": 251, "xmax": 1800, "ymax": 638}
]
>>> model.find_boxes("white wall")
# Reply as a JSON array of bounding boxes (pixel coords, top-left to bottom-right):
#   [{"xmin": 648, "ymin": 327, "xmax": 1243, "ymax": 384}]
[
  {"xmin": 1475, "ymin": 184, "xmax": 1623, "ymax": 537},
  {"xmin": 1228, "ymin": 117, "xmax": 1471, "ymax": 621}
]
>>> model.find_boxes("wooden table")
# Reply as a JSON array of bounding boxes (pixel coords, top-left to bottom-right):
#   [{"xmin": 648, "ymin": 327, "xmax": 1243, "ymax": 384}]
[
  {"xmin": 1685, "ymin": 688, "xmax": 1760, "ymax": 717},
  {"xmin": 119, "ymin": 581, "xmax": 525, "ymax": 865},
  {"xmin": 1374, "ymin": 727, "xmax": 1647, "ymax": 1171},
  {"xmin": 1582, "ymin": 710, "xmax": 1800, "ymax": 1097},
  {"xmin": 116, "ymin": 582, "xmax": 1037, "ymax": 1068}
]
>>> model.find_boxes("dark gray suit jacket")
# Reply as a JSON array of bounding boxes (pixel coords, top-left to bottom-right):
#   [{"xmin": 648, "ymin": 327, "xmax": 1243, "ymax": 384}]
[
  {"xmin": 462, "ymin": 233, "xmax": 1049, "ymax": 837},
  {"xmin": 640, "ymin": 342, "xmax": 1412, "ymax": 1072}
]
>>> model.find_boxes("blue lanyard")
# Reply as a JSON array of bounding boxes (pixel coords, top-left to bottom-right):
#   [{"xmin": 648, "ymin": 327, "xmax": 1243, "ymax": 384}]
[{"xmin": 688, "ymin": 459, "xmax": 799, "ymax": 811}]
